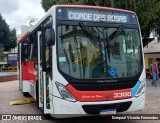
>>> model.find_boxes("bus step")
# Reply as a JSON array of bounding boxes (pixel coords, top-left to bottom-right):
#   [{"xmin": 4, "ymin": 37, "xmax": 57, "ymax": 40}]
[{"xmin": 10, "ymin": 97, "xmax": 36, "ymax": 106}]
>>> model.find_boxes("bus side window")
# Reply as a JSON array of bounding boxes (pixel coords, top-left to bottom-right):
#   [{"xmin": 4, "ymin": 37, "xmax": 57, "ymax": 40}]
[
  {"xmin": 28, "ymin": 35, "xmax": 34, "ymax": 60},
  {"xmin": 22, "ymin": 43, "xmax": 29, "ymax": 66},
  {"xmin": 33, "ymin": 33, "xmax": 38, "ymax": 61},
  {"xmin": 21, "ymin": 38, "xmax": 29, "ymax": 66},
  {"xmin": 28, "ymin": 33, "xmax": 38, "ymax": 62},
  {"xmin": 45, "ymin": 40, "xmax": 52, "ymax": 70},
  {"xmin": 21, "ymin": 44, "xmax": 25, "ymax": 62},
  {"xmin": 45, "ymin": 29, "xmax": 52, "ymax": 81}
]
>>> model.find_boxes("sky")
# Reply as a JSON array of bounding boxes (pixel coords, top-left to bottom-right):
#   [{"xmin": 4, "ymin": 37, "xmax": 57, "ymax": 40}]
[{"xmin": 0, "ymin": 0, "xmax": 45, "ymax": 34}]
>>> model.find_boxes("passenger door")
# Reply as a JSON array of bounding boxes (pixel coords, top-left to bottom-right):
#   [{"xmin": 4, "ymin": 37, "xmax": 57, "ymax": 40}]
[{"xmin": 37, "ymin": 27, "xmax": 53, "ymax": 114}]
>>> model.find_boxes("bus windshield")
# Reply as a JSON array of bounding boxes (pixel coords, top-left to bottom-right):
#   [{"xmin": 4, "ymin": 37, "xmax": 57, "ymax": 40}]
[{"xmin": 57, "ymin": 25, "xmax": 142, "ymax": 79}]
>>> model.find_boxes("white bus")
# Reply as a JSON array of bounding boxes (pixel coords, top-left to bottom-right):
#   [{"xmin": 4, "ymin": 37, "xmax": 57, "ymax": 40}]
[{"xmin": 18, "ymin": 5, "xmax": 145, "ymax": 118}]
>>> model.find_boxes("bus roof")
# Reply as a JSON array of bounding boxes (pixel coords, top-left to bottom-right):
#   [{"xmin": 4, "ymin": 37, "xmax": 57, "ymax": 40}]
[
  {"xmin": 55, "ymin": 5, "xmax": 134, "ymax": 13},
  {"xmin": 18, "ymin": 5, "xmax": 135, "ymax": 43},
  {"xmin": 18, "ymin": 32, "xmax": 30, "ymax": 43}
]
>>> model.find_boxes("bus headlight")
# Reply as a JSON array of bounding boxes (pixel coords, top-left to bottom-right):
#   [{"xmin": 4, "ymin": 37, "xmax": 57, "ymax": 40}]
[
  {"xmin": 134, "ymin": 79, "xmax": 146, "ymax": 97},
  {"xmin": 56, "ymin": 82, "xmax": 77, "ymax": 102}
]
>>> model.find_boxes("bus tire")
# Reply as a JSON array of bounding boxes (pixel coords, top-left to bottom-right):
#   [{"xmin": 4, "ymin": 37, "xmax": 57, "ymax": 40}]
[
  {"xmin": 43, "ymin": 114, "xmax": 52, "ymax": 120},
  {"xmin": 22, "ymin": 92, "xmax": 31, "ymax": 97}
]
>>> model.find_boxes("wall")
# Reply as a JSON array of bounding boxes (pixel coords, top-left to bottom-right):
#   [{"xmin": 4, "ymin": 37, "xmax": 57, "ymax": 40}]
[{"xmin": 144, "ymin": 53, "xmax": 160, "ymax": 68}]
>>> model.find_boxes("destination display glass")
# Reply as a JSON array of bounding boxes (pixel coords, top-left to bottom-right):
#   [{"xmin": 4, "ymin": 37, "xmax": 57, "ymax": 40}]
[{"xmin": 56, "ymin": 7, "xmax": 138, "ymax": 24}]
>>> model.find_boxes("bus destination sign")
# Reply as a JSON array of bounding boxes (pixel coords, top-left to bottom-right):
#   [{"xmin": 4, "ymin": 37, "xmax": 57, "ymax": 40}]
[
  {"xmin": 67, "ymin": 11, "xmax": 127, "ymax": 23},
  {"xmin": 57, "ymin": 7, "xmax": 137, "ymax": 24}
]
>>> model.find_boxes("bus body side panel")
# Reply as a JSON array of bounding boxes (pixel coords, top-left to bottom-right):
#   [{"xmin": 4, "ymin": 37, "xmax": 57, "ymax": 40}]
[
  {"xmin": 27, "ymin": 60, "xmax": 37, "ymax": 85},
  {"xmin": 21, "ymin": 61, "xmax": 29, "ymax": 93},
  {"xmin": 21, "ymin": 60, "xmax": 37, "ymax": 99},
  {"xmin": 22, "ymin": 62, "xmax": 28, "ymax": 80}
]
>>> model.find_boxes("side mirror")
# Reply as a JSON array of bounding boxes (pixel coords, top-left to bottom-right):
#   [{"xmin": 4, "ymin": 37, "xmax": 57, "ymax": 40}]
[{"xmin": 45, "ymin": 28, "xmax": 55, "ymax": 46}]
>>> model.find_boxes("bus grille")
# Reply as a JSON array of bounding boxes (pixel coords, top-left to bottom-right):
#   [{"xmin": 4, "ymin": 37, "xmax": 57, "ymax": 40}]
[
  {"xmin": 71, "ymin": 81, "xmax": 137, "ymax": 91},
  {"xmin": 82, "ymin": 101, "xmax": 132, "ymax": 114}
]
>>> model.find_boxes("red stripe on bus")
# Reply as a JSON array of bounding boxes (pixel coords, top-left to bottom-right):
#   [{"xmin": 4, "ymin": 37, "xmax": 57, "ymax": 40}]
[
  {"xmin": 66, "ymin": 84, "xmax": 132, "ymax": 102},
  {"xmin": 55, "ymin": 5, "xmax": 134, "ymax": 13},
  {"xmin": 18, "ymin": 32, "xmax": 30, "ymax": 43},
  {"xmin": 21, "ymin": 61, "xmax": 37, "ymax": 84}
]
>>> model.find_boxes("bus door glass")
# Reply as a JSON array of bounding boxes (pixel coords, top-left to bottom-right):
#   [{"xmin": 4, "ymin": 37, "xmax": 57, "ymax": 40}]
[
  {"xmin": 37, "ymin": 27, "xmax": 53, "ymax": 111},
  {"xmin": 37, "ymin": 32, "xmax": 43, "ymax": 108}
]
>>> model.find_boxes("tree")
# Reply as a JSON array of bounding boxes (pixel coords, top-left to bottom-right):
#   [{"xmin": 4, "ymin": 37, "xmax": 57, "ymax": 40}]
[
  {"xmin": 5, "ymin": 28, "xmax": 17, "ymax": 51},
  {"xmin": 41, "ymin": 0, "xmax": 110, "ymax": 10},
  {"xmin": 41, "ymin": 0, "xmax": 160, "ymax": 47},
  {"xmin": 41, "ymin": 0, "xmax": 56, "ymax": 12},
  {"xmin": 114, "ymin": 0, "xmax": 160, "ymax": 46},
  {"xmin": 0, "ymin": 44, "xmax": 4, "ymax": 54},
  {"xmin": 0, "ymin": 14, "xmax": 17, "ymax": 53}
]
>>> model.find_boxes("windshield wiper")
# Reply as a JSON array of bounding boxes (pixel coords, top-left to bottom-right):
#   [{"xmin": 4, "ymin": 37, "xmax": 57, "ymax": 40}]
[
  {"xmin": 79, "ymin": 23, "xmax": 101, "ymax": 48},
  {"xmin": 105, "ymin": 31, "xmax": 111, "ymax": 63},
  {"xmin": 110, "ymin": 25, "xmax": 124, "ymax": 45}
]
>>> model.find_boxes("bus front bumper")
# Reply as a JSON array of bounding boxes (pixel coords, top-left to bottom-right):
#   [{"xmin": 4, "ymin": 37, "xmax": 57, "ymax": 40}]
[{"xmin": 50, "ymin": 93, "xmax": 145, "ymax": 118}]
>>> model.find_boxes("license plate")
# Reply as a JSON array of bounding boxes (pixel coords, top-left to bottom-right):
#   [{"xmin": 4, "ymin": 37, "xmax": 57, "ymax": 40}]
[{"xmin": 99, "ymin": 109, "xmax": 116, "ymax": 115}]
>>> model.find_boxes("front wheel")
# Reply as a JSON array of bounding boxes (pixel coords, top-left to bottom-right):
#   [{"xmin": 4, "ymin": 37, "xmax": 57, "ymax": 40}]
[
  {"xmin": 22, "ymin": 92, "xmax": 31, "ymax": 97},
  {"xmin": 43, "ymin": 114, "xmax": 52, "ymax": 120}
]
